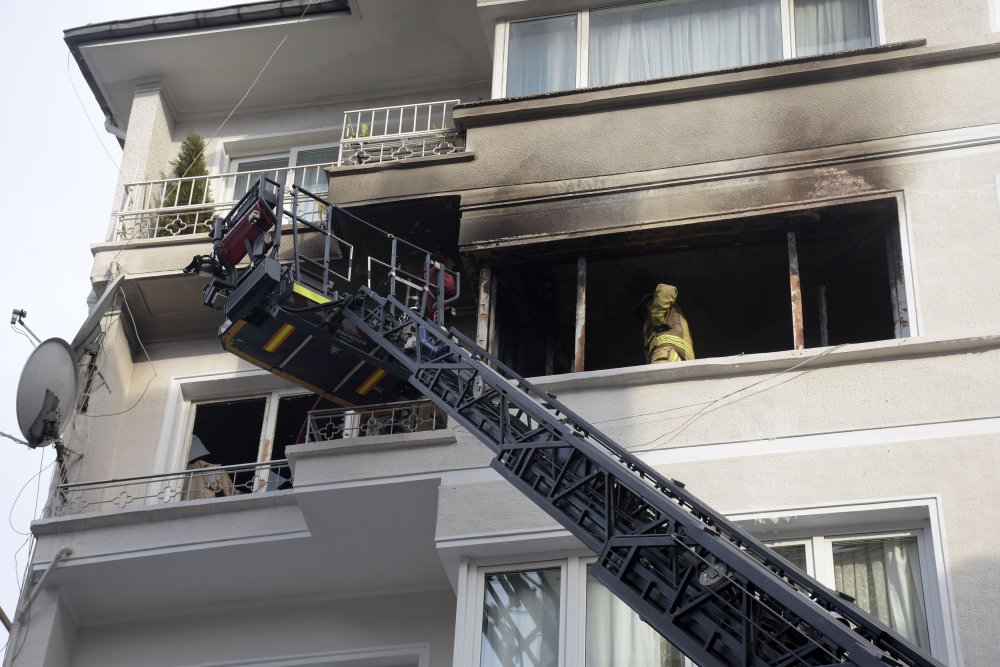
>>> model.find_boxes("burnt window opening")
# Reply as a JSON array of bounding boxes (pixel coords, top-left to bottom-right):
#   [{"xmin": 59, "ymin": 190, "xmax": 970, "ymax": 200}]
[
  {"xmin": 491, "ymin": 199, "xmax": 905, "ymax": 376},
  {"xmin": 188, "ymin": 393, "xmax": 316, "ymax": 493}
]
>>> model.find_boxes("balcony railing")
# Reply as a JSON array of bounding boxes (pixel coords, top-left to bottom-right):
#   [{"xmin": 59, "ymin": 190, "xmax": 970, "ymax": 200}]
[
  {"xmin": 306, "ymin": 399, "xmax": 447, "ymax": 442},
  {"xmin": 339, "ymin": 99, "xmax": 462, "ymax": 166},
  {"xmin": 50, "ymin": 459, "xmax": 292, "ymax": 517},
  {"xmin": 112, "ymin": 162, "xmax": 332, "ymax": 241}
]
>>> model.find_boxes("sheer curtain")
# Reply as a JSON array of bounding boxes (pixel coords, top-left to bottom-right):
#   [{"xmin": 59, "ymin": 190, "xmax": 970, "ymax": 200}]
[
  {"xmin": 833, "ymin": 536, "xmax": 931, "ymax": 650},
  {"xmin": 794, "ymin": 0, "xmax": 873, "ymax": 57},
  {"xmin": 507, "ymin": 15, "xmax": 578, "ymax": 97},
  {"xmin": 585, "ymin": 571, "xmax": 684, "ymax": 666},
  {"xmin": 589, "ymin": 0, "xmax": 782, "ymax": 87},
  {"xmin": 481, "ymin": 569, "xmax": 562, "ymax": 667}
]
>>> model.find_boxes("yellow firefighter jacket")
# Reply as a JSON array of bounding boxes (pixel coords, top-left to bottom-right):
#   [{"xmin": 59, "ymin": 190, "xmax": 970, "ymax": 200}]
[{"xmin": 643, "ymin": 283, "xmax": 694, "ymax": 363}]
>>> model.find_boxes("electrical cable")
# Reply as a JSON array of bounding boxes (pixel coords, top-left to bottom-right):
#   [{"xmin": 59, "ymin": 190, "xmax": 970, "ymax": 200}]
[
  {"xmin": 7, "ymin": 461, "xmax": 56, "ymax": 538},
  {"xmin": 632, "ymin": 344, "xmax": 848, "ymax": 451},
  {"xmin": 7, "ymin": 324, "xmax": 34, "ymax": 348},
  {"xmin": 177, "ymin": 0, "xmax": 318, "ymax": 181},
  {"xmin": 78, "ymin": 293, "xmax": 157, "ymax": 419},
  {"xmin": 66, "ymin": 52, "xmax": 122, "ymax": 173}
]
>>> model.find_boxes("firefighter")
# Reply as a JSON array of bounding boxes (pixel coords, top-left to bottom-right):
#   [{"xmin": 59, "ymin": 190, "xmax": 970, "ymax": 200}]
[{"xmin": 641, "ymin": 283, "xmax": 694, "ymax": 363}]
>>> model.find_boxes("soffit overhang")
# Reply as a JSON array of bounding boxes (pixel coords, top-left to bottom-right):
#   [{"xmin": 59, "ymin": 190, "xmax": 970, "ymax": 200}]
[{"xmin": 65, "ymin": 0, "xmax": 493, "ymax": 131}]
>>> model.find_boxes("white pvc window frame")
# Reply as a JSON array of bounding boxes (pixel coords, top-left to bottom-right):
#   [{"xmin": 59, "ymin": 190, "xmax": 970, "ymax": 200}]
[
  {"xmin": 454, "ymin": 498, "xmax": 958, "ymax": 667},
  {"xmin": 494, "ymin": 0, "xmax": 883, "ymax": 98},
  {"xmin": 468, "ymin": 558, "xmax": 572, "ymax": 667}
]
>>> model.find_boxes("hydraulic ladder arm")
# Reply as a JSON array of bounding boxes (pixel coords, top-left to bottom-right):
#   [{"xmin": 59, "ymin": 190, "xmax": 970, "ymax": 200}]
[{"xmin": 193, "ymin": 179, "xmax": 946, "ymax": 667}]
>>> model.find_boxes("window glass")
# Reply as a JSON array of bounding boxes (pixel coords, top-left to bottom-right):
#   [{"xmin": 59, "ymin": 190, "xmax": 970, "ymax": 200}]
[
  {"xmin": 794, "ymin": 0, "xmax": 873, "ymax": 57},
  {"xmin": 832, "ymin": 536, "xmax": 931, "ymax": 650},
  {"xmin": 771, "ymin": 543, "xmax": 808, "ymax": 572},
  {"xmin": 481, "ymin": 568, "xmax": 561, "ymax": 667},
  {"xmin": 294, "ymin": 146, "xmax": 341, "ymax": 193},
  {"xmin": 232, "ymin": 156, "xmax": 290, "ymax": 199},
  {"xmin": 585, "ymin": 568, "xmax": 683, "ymax": 666},
  {"xmin": 507, "ymin": 15, "xmax": 578, "ymax": 96},
  {"xmin": 590, "ymin": 0, "xmax": 781, "ymax": 86}
]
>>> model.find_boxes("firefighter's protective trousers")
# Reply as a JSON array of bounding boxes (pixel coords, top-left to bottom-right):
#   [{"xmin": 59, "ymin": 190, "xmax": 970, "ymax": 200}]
[{"xmin": 643, "ymin": 284, "xmax": 694, "ymax": 363}]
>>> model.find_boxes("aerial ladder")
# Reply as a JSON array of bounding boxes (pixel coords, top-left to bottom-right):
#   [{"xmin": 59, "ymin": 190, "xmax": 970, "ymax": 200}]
[{"xmin": 187, "ymin": 176, "xmax": 945, "ymax": 667}]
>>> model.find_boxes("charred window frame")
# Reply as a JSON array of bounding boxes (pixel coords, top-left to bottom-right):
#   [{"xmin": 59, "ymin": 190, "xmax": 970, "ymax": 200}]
[
  {"xmin": 186, "ymin": 391, "xmax": 316, "ymax": 493},
  {"xmin": 483, "ymin": 198, "xmax": 909, "ymax": 376}
]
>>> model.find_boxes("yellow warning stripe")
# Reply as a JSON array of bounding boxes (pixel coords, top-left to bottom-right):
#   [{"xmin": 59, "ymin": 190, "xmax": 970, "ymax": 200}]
[
  {"xmin": 292, "ymin": 283, "xmax": 331, "ymax": 304},
  {"xmin": 356, "ymin": 368, "xmax": 387, "ymax": 396},
  {"xmin": 263, "ymin": 323, "xmax": 295, "ymax": 353}
]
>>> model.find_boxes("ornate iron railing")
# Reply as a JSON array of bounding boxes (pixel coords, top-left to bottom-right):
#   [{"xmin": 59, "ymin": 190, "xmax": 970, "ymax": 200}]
[
  {"xmin": 305, "ymin": 399, "xmax": 446, "ymax": 442},
  {"xmin": 339, "ymin": 99, "xmax": 462, "ymax": 166},
  {"xmin": 51, "ymin": 459, "xmax": 292, "ymax": 517},
  {"xmin": 113, "ymin": 162, "xmax": 332, "ymax": 241}
]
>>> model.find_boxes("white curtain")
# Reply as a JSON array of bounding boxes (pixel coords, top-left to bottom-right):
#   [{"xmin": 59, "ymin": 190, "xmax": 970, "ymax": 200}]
[
  {"xmin": 585, "ymin": 572, "xmax": 684, "ymax": 666},
  {"xmin": 507, "ymin": 15, "xmax": 578, "ymax": 97},
  {"xmin": 481, "ymin": 569, "xmax": 562, "ymax": 667},
  {"xmin": 833, "ymin": 537, "xmax": 931, "ymax": 651},
  {"xmin": 589, "ymin": 0, "xmax": 782, "ymax": 87},
  {"xmin": 794, "ymin": 0, "xmax": 873, "ymax": 57}
]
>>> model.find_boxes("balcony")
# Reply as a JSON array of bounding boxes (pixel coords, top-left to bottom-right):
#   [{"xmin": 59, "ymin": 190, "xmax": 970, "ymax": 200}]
[
  {"xmin": 338, "ymin": 99, "xmax": 462, "ymax": 167},
  {"xmin": 112, "ymin": 101, "xmax": 465, "ymax": 242},
  {"xmin": 112, "ymin": 162, "xmax": 332, "ymax": 242},
  {"xmin": 50, "ymin": 399, "xmax": 446, "ymax": 518}
]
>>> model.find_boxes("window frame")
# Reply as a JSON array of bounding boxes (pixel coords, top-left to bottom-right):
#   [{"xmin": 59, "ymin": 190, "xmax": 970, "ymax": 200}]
[
  {"xmin": 184, "ymin": 386, "xmax": 310, "ymax": 493},
  {"xmin": 494, "ymin": 0, "xmax": 883, "ymax": 98},
  {"xmin": 455, "ymin": 499, "xmax": 958, "ymax": 667},
  {"xmin": 470, "ymin": 559, "xmax": 572, "ymax": 667}
]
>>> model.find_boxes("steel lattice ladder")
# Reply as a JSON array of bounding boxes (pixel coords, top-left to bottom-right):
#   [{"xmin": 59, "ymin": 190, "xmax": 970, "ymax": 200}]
[{"xmin": 197, "ymin": 180, "xmax": 946, "ymax": 667}]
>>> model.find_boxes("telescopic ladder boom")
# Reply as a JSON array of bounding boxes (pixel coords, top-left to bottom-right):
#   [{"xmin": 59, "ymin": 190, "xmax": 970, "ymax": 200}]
[{"xmin": 192, "ymin": 179, "xmax": 945, "ymax": 667}]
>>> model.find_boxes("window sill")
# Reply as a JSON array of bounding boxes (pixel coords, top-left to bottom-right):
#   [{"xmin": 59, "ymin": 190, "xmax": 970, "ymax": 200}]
[
  {"xmin": 532, "ymin": 333, "xmax": 1000, "ymax": 394},
  {"xmin": 455, "ymin": 37, "xmax": 1000, "ymax": 129}
]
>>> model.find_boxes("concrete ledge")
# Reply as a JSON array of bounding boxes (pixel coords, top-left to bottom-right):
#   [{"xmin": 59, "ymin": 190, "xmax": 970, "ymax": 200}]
[
  {"xmin": 532, "ymin": 334, "xmax": 1000, "ymax": 393},
  {"xmin": 452, "ymin": 38, "xmax": 1000, "ymax": 129},
  {"xmin": 328, "ymin": 151, "xmax": 474, "ymax": 176},
  {"xmin": 288, "ymin": 429, "xmax": 457, "ymax": 459},
  {"xmin": 32, "ymin": 489, "xmax": 297, "ymax": 535}
]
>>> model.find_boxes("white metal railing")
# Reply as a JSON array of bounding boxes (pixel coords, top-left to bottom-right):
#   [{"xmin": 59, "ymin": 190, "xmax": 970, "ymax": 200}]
[
  {"xmin": 113, "ymin": 162, "xmax": 333, "ymax": 241},
  {"xmin": 306, "ymin": 399, "xmax": 446, "ymax": 441},
  {"xmin": 51, "ymin": 459, "xmax": 292, "ymax": 517},
  {"xmin": 339, "ymin": 99, "xmax": 462, "ymax": 166}
]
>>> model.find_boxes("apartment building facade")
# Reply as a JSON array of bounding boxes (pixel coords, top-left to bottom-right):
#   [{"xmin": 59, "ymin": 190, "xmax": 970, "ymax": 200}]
[{"xmin": 10, "ymin": 0, "xmax": 1000, "ymax": 665}]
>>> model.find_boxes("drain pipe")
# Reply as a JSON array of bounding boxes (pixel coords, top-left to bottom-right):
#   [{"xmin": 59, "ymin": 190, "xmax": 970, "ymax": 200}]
[
  {"xmin": 2, "ymin": 547, "xmax": 72, "ymax": 667},
  {"xmin": 104, "ymin": 115, "xmax": 127, "ymax": 141}
]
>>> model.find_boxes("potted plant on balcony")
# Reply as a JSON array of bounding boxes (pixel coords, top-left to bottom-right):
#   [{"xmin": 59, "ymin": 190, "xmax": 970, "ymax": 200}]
[{"xmin": 159, "ymin": 131, "xmax": 215, "ymax": 236}]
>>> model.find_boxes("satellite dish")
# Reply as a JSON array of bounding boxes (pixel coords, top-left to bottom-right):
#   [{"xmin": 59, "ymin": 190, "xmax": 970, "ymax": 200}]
[{"xmin": 15, "ymin": 338, "xmax": 78, "ymax": 447}]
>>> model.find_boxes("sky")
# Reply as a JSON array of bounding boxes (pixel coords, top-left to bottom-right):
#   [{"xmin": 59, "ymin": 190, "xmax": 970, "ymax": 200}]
[{"xmin": 0, "ymin": 0, "xmax": 232, "ymax": 648}]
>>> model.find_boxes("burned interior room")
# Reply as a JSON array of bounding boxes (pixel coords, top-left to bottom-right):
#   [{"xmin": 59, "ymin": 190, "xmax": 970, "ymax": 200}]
[{"xmin": 492, "ymin": 198, "xmax": 906, "ymax": 377}]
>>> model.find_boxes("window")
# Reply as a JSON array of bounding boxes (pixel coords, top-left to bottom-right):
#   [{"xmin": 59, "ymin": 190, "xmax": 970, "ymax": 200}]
[
  {"xmin": 490, "ymin": 198, "xmax": 909, "ymax": 376},
  {"xmin": 460, "ymin": 516, "xmax": 951, "ymax": 665},
  {"xmin": 771, "ymin": 533, "xmax": 931, "ymax": 651},
  {"xmin": 229, "ymin": 143, "xmax": 341, "ymax": 200},
  {"xmin": 585, "ymin": 566, "xmax": 684, "ymax": 666},
  {"xmin": 466, "ymin": 557, "xmax": 687, "ymax": 667},
  {"xmin": 481, "ymin": 568, "xmax": 562, "ymax": 666},
  {"xmin": 186, "ymin": 391, "xmax": 315, "ymax": 494},
  {"xmin": 496, "ymin": 0, "xmax": 877, "ymax": 96},
  {"xmin": 232, "ymin": 154, "xmax": 290, "ymax": 199}
]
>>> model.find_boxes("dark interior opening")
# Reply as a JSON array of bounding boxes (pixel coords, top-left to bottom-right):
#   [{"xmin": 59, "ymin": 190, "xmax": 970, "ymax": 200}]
[
  {"xmin": 493, "ymin": 199, "xmax": 902, "ymax": 376},
  {"xmin": 189, "ymin": 393, "xmax": 316, "ymax": 492}
]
